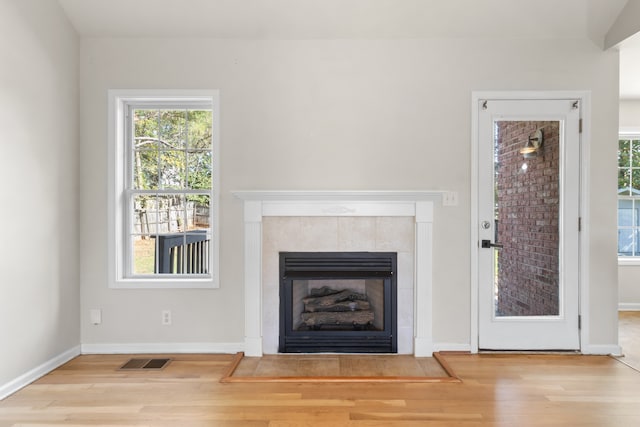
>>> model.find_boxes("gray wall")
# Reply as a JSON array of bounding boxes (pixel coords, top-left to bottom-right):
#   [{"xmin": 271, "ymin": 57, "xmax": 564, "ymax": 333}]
[
  {"xmin": 79, "ymin": 37, "xmax": 620, "ymax": 350},
  {"xmin": 0, "ymin": 0, "xmax": 80, "ymax": 390}
]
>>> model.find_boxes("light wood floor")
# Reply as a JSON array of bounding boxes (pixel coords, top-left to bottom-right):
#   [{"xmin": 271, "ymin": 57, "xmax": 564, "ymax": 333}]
[
  {"xmin": 225, "ymin": 353, "xmax": 452, "ymax": 382},
  {"xmin": 1, "ymin": 350, "xmax": 640, "ymax": 426},
  {"xmin": 1, "ymin": 314, "xmax": 639, "ymax": 426},
  {"xmin": 617, "ymin": 311, "xmax": 640, "ymax": 371}
]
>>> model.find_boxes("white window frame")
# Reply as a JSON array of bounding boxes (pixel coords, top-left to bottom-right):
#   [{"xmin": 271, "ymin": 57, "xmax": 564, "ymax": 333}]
[
  {"xmin": 108, "ymin": 90, "xmax": 220, "ymax": 288},
  {"xmin": 618, "ymin": 129, "xmax": 640, "ymax": 266}
]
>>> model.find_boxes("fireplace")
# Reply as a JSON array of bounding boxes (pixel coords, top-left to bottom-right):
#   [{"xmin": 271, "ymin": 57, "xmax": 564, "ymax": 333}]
[
  {"xmin": 233, "ymin": 190, "xmax": 435, "ymax": 357},
  {"xmin": 279, "ymin": 252, "xmax": 397, "ymax": 353}
]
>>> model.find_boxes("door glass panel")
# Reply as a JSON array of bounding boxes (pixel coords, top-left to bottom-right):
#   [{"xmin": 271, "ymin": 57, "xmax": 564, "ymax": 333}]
[{"xmin": 493, "ymin": 121, "xmax": 560, "ymax": 317}]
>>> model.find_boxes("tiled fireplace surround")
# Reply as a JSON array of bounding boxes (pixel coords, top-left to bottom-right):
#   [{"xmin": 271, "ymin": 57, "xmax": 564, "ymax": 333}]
[{"xmin": 233, "ymin": 191, "xmax": 439, "ymax": 357}]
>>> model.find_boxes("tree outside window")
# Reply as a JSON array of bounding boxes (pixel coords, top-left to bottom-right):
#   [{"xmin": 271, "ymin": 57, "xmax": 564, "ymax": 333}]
[{"xmin": 128, "ymin": 107, "xmax": 213, "ymax": 275}]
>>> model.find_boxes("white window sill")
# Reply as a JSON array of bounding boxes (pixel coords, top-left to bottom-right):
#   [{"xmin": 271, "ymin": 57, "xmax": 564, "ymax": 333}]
[
  {"xmin": 618, "ymin": 257, "xmax": 640, "ymax": 267},
  {"xmin": 111, "ymin": 278, "xmax": 218, "ymax": 289}
]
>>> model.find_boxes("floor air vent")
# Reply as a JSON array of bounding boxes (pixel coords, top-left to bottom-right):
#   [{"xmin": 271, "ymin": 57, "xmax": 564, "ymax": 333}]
[{"xmin": 119, "ymin": 358, "xmax": 171, "ymax": 370}]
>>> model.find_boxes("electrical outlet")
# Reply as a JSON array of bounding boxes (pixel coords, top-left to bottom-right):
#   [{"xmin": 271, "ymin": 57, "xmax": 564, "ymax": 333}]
[
  {"xmin": 90, "ymin": 309, "xmax": 102, "ymax": 325},
  {"xmin": 442, "ymin": 191, "xmax": 459, "ymax": 207},
  {"xmin": 162, "ymin": 310, "xmax": 172, "ymax": 325}
]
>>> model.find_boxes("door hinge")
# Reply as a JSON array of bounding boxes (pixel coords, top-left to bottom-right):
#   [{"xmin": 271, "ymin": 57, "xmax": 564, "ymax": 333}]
[
  {"xmin": 578, "ymin": 315, "xmax": 582, "ymax": 330},
  {"xmin": 578, "ymin": 217, "xmax": 582, "ymax": 231},
  {"xmin": 579, "ymin": 118, "xmax": 582, "ymax": 133}
]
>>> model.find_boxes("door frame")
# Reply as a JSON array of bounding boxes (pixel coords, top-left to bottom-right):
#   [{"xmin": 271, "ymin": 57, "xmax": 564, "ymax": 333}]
[{"xmin": 470, "ymin": 91, "xmax": 591, "ymax": 353}]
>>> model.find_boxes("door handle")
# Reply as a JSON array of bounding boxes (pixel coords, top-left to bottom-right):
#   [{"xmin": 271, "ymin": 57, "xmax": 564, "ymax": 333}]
[{"xmin": 481, "ymin": 240, "xmax": 503, "ymax": 249}]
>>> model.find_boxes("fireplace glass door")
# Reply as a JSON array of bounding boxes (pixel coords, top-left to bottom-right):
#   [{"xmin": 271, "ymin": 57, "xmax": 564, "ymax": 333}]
[{"xmin": 279, "ymin": 252, "xmax": 397, "ymax": 353}]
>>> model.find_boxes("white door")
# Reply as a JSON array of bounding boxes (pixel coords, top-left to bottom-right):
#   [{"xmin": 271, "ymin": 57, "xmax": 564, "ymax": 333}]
[{"xmin": 477, "ymin": 98, "xmax": 580, "ymax": 350}]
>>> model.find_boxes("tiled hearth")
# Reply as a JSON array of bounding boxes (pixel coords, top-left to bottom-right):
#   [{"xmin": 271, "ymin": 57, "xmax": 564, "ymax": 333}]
[{"xmin": 233, "ymin": 191, "xmax": 440, "ymax": 357}]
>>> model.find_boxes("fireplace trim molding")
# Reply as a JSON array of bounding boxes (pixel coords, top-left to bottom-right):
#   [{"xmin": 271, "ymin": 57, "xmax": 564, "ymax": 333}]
[{"xmin": 232, "ymin": 190, "xmax": 442, "ymax": 357}]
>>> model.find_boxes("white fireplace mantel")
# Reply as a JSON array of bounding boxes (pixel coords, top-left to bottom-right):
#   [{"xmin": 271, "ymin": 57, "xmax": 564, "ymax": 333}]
[{"xmin": 232, "ymin": 190, "xmax": 441, "ymax": 357}]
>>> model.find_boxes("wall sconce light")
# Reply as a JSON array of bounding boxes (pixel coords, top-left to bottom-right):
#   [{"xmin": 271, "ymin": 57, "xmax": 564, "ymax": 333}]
[{"xmin": 520, "ymin": 129, "xmax": 543, "ymax": 158}]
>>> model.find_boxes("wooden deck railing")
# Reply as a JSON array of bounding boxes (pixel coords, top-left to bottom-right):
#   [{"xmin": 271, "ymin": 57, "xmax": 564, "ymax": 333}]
[{"xmin": 155, "ymin": 230, "xmax": 210, "ymax": 274}]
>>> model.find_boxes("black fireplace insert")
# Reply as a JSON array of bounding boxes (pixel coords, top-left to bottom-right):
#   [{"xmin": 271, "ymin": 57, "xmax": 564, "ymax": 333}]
[{"xmin": 279, "ymin": 252, "xmax": 397, "ymax": 353}]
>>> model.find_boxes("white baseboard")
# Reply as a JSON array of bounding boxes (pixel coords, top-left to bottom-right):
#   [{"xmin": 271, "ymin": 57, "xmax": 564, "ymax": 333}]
[
  {"xmin": 413, "ymin": 337, "xmax": 434, "ymax": 357},
  {"xmin": 619, "ymin": 303, "xmax": 640, "ymax": 311},
  {"xmin": 582, "ymin": 344, "xmax": 622, "ymax": 356},
  {"xmin": 432, "ymin": 343, "xmax": 472, "ymax": 353},
  {"xmin": 243, "ymin": 337, "xmax": 263, "ymax": 357},
  {"xmin": 0, "ymin": 345, "xmax": 81, "ymax": 401},
  {"xmin": 81, "ymin": 342, "xmax": 244, "ymax": 355}
]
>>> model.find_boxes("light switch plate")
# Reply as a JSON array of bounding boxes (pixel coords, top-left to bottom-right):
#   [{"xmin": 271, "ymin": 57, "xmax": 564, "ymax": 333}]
[{"xmin": 442, "ymin": 191, "xmax": 459, "ymax": 206}]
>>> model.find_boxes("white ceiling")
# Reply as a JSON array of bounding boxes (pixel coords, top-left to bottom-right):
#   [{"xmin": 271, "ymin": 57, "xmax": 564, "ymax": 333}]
[
  {"xmin": 57, "ymin": 0, "xmax": 640, "ymax": 99},
  {"xmin": 57, "ymin": 0, "xmax": 590, "ymax": 39}
]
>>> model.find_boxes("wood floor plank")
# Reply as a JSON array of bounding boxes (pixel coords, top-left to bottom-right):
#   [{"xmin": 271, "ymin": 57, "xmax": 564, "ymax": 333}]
[
  {"xmin": 2, "ymin": 346, "xmax": 640, "ymax": 425},
  {"xmin": 617, "ymin": 311, "xmax": 640, "ymax": 371},
  {"xmin": 222, "ymin": 353, "xmax": 451, "ymax": 383}
]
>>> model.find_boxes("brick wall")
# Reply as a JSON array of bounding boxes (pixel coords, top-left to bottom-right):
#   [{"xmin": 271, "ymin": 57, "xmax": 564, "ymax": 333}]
[{"xmin": 495, "ymin": 121, "xmax": 559, "ymax": 316}]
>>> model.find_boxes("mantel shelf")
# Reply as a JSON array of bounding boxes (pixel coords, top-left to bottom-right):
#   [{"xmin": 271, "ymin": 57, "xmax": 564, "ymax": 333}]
[{"xmin": 232, "ymin": 190, "xmax": 446, "ymax": 202}]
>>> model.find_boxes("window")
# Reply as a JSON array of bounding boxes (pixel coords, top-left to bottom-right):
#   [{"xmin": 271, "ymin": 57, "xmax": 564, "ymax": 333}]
[
  {"xmin": 618, "ymin": 136, "xmax": 640, "ymax": 260},
  {"xmin": 108, "ymin": 90, "xmax": 219, "ymax": 288}
]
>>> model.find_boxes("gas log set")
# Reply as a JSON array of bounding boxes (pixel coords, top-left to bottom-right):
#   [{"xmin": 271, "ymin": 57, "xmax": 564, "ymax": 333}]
[{"xmin": 299, "ymin": 286, "xmax": 374, "ymax": 329}]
